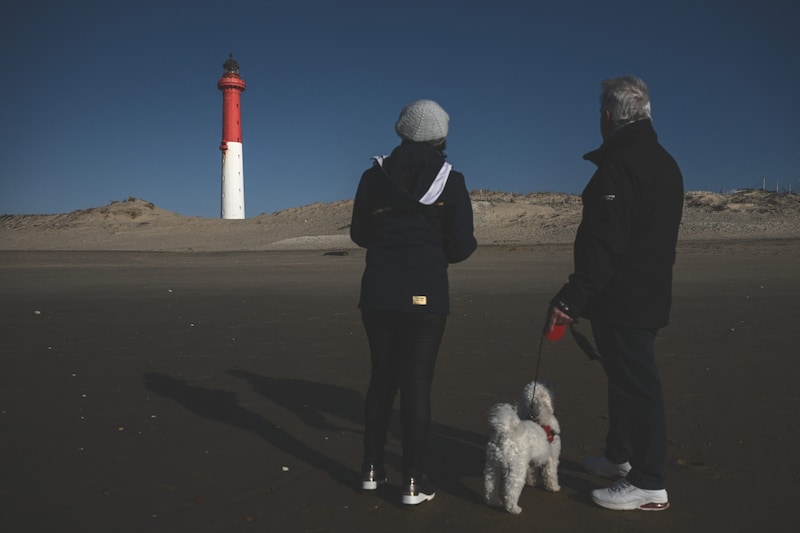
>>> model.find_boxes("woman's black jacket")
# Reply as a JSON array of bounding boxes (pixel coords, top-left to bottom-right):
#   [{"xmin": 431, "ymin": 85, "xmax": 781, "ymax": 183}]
[{"xmin": 350, "ymin": 142, "xmax": 477, "ymax": 314}]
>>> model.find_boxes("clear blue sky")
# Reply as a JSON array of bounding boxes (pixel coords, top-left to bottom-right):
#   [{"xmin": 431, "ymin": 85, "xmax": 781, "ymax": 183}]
[{"xmin": 2, "ymin": 0, "xmax": 798, "ymax": 217}]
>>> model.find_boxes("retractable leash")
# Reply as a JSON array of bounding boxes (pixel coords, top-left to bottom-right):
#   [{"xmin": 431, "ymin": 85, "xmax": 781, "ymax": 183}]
[
  {"xmin": 532, "ymin": 318, "xmax": 603, "ymax": 395},
  {"xmin": 569, "ymin": 321, "xmax": 604, "ymax": 363},
  {"xmin": 532, "ymin": 316, "xmax": 605, "ymax": 399},
  {"xmin": 531, "ymin": 319, "xmax": 567, "ymax": 398}
]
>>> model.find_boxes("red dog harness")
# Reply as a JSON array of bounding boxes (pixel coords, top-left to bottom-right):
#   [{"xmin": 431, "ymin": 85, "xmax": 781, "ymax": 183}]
[{"xmin": 530, "ymin": 413, "xmax": 558, "ymax": 443}]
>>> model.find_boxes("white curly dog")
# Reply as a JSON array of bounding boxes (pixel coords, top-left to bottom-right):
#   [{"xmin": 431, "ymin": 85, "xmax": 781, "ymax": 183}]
[{"xmin": 483, "ymin": 380, "xmax": 561, "ymax": 514}]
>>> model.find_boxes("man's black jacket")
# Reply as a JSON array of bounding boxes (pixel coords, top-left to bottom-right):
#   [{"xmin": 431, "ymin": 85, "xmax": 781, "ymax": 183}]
[{"xmin": 553, "ymin": 119, "xmax": 684, "ymax": 329}]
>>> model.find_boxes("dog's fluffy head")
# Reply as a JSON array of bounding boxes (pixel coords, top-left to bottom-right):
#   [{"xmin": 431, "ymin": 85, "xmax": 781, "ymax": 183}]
[{"xmin": 516, "ymin": 380, "xmax": 555, "ymax": 423}]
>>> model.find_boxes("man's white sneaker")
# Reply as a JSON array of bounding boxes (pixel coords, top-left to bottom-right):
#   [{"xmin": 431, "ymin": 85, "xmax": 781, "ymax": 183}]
[
  {"xmin": 583, "ymin": 455, "xmax": 631, "ymax": 479},
  {"xmin": 591, "ymin": 478, "xmax": 669, "ymax": 511}
]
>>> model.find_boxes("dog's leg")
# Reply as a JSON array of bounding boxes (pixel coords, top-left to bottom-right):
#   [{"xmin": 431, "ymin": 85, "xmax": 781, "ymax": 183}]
[
  {"xmin": 483, "ymin": 460, "xmax": 501, "ymax": 506},
  {"xmin": 525, "ymin": 461, "xmax": 537, "ymax": 487},
  {"xmin": 502, "ymin": 466, "xmax": 525, "ymax": 514},
  {"xmin": 541, "ymin": 456, "xmax": 561, "ymax": 492}
]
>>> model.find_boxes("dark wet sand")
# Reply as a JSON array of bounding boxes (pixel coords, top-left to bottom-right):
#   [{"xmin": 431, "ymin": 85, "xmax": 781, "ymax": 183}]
[{"xmin": 1, "ymin": 240, "xmax": 798, "ymax": 532}]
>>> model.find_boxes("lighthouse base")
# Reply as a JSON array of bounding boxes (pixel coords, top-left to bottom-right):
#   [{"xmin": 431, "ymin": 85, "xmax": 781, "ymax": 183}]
[{"xmin": 221, "ymin": 142, "xmax": 245, "ymax": 219}]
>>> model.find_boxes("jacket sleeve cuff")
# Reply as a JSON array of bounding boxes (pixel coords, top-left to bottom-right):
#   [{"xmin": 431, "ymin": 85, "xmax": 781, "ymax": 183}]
[{"xmin": 551, "ymin": 284, "xmax": 584, "ymax": 320}]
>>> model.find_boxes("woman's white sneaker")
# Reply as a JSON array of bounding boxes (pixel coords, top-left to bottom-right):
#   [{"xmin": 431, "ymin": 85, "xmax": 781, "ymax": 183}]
[
  {"xmin": 360, "ymin": 463, "xmax": 387, "ymax": 491},
  {"xmin": 401, "ymin": 476, "xmax": 435, "ymax": 505},
  {"xmin": 591, "ymin": 478, "xmax": 669, "ymax": 511}
]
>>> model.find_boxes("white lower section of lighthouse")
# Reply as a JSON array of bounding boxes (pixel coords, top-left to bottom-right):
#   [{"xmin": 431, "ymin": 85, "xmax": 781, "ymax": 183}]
[{"xmin": 221, "ymin": 142, "xmax": 245, "ymax": 219}]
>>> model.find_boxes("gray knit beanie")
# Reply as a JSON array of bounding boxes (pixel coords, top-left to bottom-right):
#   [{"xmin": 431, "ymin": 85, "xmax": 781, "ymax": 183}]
[{"xmin": 395, "ymin": 99, "xmax": 449, "ymax": 144}]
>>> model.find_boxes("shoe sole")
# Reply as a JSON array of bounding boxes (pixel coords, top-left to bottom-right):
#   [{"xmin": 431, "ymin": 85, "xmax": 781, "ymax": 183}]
[
  {"xmin": 639, "ymin": 501, "xmax": 670, "ymax": 511},
  {"xmin": 361, "ymin": 479, "xmax": 387, "ymax": 491},
  {"xmin": 402, "ymin": 492, "xmax": 435, "ymax": 505},
  {"xmin": 592, "ymin": 497, "xmax": 670, "ymax": 511}
]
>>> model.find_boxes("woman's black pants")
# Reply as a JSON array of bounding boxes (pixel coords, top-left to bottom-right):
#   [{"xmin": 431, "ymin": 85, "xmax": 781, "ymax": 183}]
[{"xmin": 361, "ymin": 309, "xmax": 447, "ymax": 479}]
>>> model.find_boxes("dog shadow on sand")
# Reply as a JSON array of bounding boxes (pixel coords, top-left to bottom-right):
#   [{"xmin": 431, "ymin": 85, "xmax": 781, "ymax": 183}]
[{"xmin": 143, "ymin": 369, "xmax": 490, "ymax": 503}]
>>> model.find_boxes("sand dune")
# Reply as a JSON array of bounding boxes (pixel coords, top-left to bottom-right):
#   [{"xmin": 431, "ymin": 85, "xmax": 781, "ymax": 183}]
[{"xmin": 1, "ymin": 189, "xmax": 798, "ymax": 251}]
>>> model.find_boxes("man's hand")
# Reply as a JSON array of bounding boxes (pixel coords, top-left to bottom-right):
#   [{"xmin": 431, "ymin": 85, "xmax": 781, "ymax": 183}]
[{"xmin": 545, "ymin": 306, "xmax": 574, "ymax": 334}]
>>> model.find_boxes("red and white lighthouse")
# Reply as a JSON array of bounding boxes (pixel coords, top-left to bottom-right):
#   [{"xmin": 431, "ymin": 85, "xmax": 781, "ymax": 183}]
[{"xmin": 218, "ymin": 54, "xmax": 246, "ymax": 219}]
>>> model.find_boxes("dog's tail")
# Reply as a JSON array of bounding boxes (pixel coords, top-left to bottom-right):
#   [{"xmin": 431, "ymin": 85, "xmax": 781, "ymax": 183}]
[{"xmin": 488, "ymin": 402, "xmax": 520, "ymax": 434}]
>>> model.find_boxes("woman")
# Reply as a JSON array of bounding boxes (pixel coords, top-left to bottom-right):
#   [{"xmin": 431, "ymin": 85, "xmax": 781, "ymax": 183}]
[{"xmin": 350, "ymin": 99, "xmax": 477, "ymax": 505}]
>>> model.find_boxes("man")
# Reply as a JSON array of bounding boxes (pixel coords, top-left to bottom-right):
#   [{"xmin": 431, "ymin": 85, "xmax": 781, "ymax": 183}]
[{"xmin": 546, "ymin": 76, "xmax": 684, "ymax": 511}]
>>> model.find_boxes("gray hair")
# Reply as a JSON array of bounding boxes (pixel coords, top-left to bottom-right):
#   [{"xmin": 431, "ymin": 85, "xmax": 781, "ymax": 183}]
[{"xmin": 600, "ymin": 76, "xmax": 651, "ymax": 126}]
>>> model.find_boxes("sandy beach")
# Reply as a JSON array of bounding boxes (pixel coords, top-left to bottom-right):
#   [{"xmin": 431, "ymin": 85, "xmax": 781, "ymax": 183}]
[{"xmin": 1, "ymin": 191, "xmax": 798, "ymax": 532}]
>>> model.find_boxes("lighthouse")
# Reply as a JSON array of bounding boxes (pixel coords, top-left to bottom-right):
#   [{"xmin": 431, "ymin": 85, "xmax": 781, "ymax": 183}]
[{"xmin": 218, "ymin": 54, "xmax": 246, "ymax": 219}]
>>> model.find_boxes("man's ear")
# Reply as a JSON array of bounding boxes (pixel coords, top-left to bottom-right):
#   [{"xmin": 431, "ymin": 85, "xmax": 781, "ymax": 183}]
[{"xmin": 600, "ymin": 109, "xmax": 613, "ymax": 139}]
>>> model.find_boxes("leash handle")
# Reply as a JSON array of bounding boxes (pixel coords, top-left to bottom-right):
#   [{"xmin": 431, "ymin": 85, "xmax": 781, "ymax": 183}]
[{"xmin": 545, "ymin": 323, "xmax": 566, "ymax": 341}]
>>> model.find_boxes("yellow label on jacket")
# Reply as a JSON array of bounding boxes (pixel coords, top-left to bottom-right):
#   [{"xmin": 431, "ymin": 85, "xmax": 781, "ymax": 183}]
[{"xmin": 412, "ymin": 295, "xmax": 427, "ymax": 306}]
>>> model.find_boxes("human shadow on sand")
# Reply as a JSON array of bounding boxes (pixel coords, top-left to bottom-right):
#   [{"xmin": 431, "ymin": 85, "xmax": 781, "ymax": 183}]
[
  {"xmin": 142, "ymin": 372, "xmax": 359, "ymax": 491},
  {"xmin": 143, "ymin": 370, "xmax": 591, "ymax": 506},
  {"xmin": 226, "ymin": 369, "xmax": 363, "ymax": 435},
  {"xmin": 226, "ymin": 368, "xmax": 490, "ymax": 504}
]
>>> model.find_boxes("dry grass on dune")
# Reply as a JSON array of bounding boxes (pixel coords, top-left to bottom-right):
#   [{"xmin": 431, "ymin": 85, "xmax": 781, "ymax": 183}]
[{"xmin": 1, "ymin": 190, "xmax": 798, "ymax": 252}]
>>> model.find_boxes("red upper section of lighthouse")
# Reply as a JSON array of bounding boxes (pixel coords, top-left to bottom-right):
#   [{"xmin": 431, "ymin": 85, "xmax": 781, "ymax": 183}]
[{"xmin": 218, "ymin": 54, "xmax": 246, "ymax": 150}]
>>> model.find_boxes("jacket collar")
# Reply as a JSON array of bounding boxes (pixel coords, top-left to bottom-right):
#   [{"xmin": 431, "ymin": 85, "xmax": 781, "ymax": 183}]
[{"xmin": 583, "ymin": 118, "xmax": 657, "ymax": 166}]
